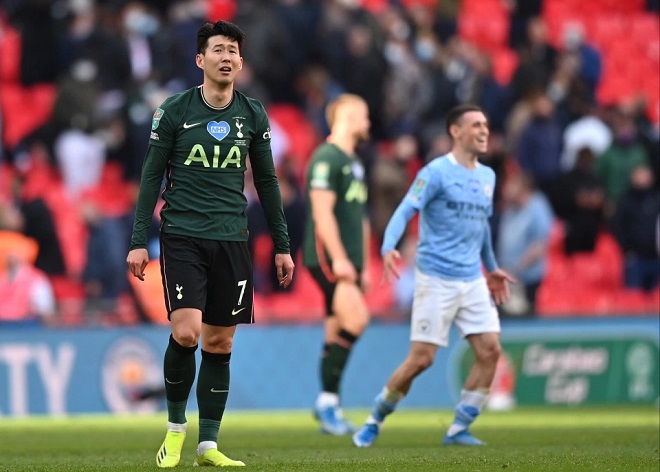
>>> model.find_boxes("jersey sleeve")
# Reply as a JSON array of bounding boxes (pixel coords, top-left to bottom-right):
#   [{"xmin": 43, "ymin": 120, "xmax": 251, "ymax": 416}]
[
  {"xmin": 129, "ymin": 144, "xmax": 169, "ymax": 250},
  {"xmin": 249, "ymin": 101, "xmax": 272, "ymax": 154},
  {"xmin": 308, "ymin": 152, "xmax": 341, "ymax": 192},
  {"xmin": 249, "ymin": 102, "xmax": 290, "ymax": 254},
  {"xmin": 486, "ymin": 168, "xmax": 496, "ymax": 217},
  {"xmin": 148, "ymin": 98, "xmax": 177, "ymax": 149},
  {"xmin": 403, "ymin": 165, "xmax": 439, "ymax": 210}
]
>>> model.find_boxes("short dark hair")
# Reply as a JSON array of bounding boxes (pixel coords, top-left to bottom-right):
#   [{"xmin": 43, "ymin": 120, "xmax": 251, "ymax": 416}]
[
  {"xmin": 197, "ymin": 21, "xmax": 246, "ymax": 54},
  {"xmin": 445, "ymin": 104, "xmax": 486, "ymax": 137}
]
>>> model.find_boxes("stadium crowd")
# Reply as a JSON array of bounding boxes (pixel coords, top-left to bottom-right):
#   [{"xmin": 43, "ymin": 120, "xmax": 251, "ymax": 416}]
[{"xmin": 0, "ymin": 0, "xmax": 658, "ymax": 326}]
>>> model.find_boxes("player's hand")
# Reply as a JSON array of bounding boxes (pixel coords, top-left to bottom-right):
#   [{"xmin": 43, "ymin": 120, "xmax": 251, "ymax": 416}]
[
  {"xmin": 382, "ymin": 249, "xmax": 401, "ymax": 283},
  {"xmin": 275, "ymin": 253, "xmax": 295, "ymax": 288},
  {"xmin": 332, "ymin": 257, "xmax": 357, "ymax": 283},
  {"xmin": 486, "ymin": 269, "xmax": 517, "ymax": 305},
  {"xmin": 127, "ymin": 248, "xmax": 149, "ymax": 281}
]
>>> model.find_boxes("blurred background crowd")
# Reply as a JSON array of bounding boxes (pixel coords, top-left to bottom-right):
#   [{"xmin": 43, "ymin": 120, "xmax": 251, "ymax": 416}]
[{"xmin": 0, "ymin": 0, "xmax": 658, "ymax": 327}]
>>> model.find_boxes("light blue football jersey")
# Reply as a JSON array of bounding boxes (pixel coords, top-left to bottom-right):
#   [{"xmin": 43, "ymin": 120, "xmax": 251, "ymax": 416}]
[{"xmin": 382, "ymin": 153, "xmax": 497, "ymax": 281}]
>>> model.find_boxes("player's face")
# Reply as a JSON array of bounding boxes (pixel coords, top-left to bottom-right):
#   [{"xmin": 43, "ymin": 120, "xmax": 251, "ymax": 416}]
[
  {"xmin": 197, "ymin": 35, "xmax": 243, "ymax": 87},
  {"xmin": 455, "ymin": 111, "xmax": 489, "ymax": 155},
  {"xmin": 351, "ymin": 101, "xmax": 371, "ymax": 141}
]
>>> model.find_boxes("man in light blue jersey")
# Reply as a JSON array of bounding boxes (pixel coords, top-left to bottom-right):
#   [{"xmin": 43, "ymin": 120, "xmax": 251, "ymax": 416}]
[{"xmin": 352, "ymin": 104, "xmax": 515, "ymax": 448}]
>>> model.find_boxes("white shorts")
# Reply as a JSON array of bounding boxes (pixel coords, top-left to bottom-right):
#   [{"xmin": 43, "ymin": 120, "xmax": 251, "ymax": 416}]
[{"xmin": 410, "ymin": 269, "xmax": 500, "ymax": 347}]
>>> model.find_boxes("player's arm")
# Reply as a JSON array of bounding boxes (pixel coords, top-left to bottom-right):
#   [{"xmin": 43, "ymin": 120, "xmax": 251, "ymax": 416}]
[
  {"xmin": 249, "ymin": 104, "xmax": 294, "ymax": 286},
  {"xmin": 381, "ymin": 170, "xmax": 431, "ymax": 282},
  {"xmin": 251, "ymin": 151, "xmax": 294, "ymax": 287},
  {"xmin": 361, "ymin": 216, "xmax": 371, "ymax": 292},
  {"xmin": 250, "ymin": 147, "xmax": 290, "ymax": 255},
  {"xmin": 482, "ymin": 222, "xmax": 516, "ymax": 305},
  {"xmin": 250, "ymin": 105, "xmax": 291, "ymax": 256},
  {"xmin": 380, "ymin": 198, "xmax": 417, "ymax": 282},
  {"xmin": 127, "ymin": 144, "xmax": 169, "ymax": 280},
  {"xmin": 480, "ymin": 222, "xmax": 498, "ymax": 274},
  {"xmin": 309, "ymin": 188, "xmax": 356, "ymax": 282}
]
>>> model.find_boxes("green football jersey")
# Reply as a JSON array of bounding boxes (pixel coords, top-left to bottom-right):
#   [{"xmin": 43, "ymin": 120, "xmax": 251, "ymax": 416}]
[
  {"xmin": 302, "ymin": 143, "xmax": 368, "ymax": 270},
  {"xmin": 129, "ymin": 87, "xmax": 289, "ymax": 253}
]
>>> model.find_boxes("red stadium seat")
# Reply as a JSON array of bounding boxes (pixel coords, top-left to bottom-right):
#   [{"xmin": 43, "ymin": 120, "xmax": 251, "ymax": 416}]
[
  {"xmin": 205, "ymin": 0, "xmax": 237, "ymax": 21},
  {"xmin": 0, "ymin": 84, "xmax": 57, "ymax": 149},
  {"xmin": 0, "ymin": 16, "xmax": 20, "ymax": 83},
  {"xmin": 458, "ymin": 13, "xmax": 510, "ymax": 52},
  {"xmin": 492, "ymin": 48, "xmax": 519, "ymax": 85}
]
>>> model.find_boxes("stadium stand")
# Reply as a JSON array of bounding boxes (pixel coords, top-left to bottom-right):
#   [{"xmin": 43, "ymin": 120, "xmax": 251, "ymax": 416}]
[{"xmin": 0, "ymin": 1, "xmax": 657, "ymax": 324}]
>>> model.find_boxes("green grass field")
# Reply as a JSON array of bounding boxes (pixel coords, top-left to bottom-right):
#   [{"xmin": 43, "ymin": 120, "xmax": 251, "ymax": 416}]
[{"xmin": 1, "ymin": 406, "xmax": 657, "ymax": 471}]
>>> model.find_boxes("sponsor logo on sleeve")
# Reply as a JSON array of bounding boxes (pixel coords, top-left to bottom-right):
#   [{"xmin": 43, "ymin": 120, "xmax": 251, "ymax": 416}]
[
  {"xmin": 151, "ymin": 108, "xmax": 164, "ymax": 130},
  {"xmin": 310, "ymin": 162, "xmax": 330, "ymax": 189},
  {"xmin": 408, "ymin": 178, "xmax": 426, "ymax": 203},
  {"xmin": 150, "ymin": 131, "xmax": 159, "ymax": 141}
]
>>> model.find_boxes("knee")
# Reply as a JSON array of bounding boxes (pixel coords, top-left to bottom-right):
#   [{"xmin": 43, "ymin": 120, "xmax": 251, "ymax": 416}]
[
  {"xmin": 407, "ymin": 351, "xmax": 434, "ymax": 373},
  {"xmin": 171, "ymin": 327, "xmax": 200, "ymax": 348},
  {"xmin": 475, "ymin": 342, "xmax": 501, "ymax": 366},
  {"xmin": 205, "ymin": 334, "xmax": 233, "ymax": 353},
  {"xmin": 343, "ymin": 312, "xmax": 370, "ymax": 334}
]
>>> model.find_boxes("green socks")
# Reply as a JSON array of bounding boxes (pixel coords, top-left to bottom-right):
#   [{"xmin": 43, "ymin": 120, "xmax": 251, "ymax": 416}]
[
  {"xmin": 163, "ymin": 335, "xmax": 197, "ymax": 424},
  {"xmin": 196, "ymin": 350, "xmax": 231, "ymax": 443},
  {"xmin": 321, "ymin": 329, "xmax": 359, "ymax": 394}
]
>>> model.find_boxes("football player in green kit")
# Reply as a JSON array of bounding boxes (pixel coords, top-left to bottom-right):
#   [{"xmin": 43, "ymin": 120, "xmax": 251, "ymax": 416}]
[
  {"xmin": 302, "ymin": 94, "xmax": 371, "ymax": 435},
  {"xmin": 126, "ymin": 21, "xmax": 295, "ymax": 468}
]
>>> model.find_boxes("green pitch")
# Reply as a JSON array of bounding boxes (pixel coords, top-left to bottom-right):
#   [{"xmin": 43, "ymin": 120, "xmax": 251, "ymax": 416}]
[{"xmin": 1, "ymin": 406, "xmax": 657, "ymax": 471}]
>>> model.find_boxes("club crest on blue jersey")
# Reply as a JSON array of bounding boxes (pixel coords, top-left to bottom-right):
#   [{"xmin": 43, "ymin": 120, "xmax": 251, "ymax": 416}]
[
  {"xmin": 483, "ymin": 183, "xmax": 493, "ymax": 198},
  {"xmin": 468, "ymin": 179, "xmax": 481, "ymax": 194},
  {"xmin": 207, "ymin": 121, "xmax": 230, "ymax": 141}
]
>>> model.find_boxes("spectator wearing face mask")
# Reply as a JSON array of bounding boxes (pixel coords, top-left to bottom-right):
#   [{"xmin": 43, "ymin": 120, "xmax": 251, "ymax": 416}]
[{"xmin": 596, "ymin": 113, "xmax": 650, "ymax": 213}]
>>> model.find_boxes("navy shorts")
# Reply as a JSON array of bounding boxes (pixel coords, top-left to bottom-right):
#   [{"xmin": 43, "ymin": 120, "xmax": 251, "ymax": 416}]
[{"xmin": 159, "ymin": 233, "xmax": 254, "ymax": 326}]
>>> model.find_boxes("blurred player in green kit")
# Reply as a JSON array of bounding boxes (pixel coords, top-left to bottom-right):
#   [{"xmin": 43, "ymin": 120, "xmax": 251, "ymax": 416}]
[{"xmin": 302, "ymin": 94, "xmax": 371, "ymax": 436}]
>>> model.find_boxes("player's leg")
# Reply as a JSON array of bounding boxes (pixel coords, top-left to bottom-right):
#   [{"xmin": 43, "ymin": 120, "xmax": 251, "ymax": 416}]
[
  {"xmin": 192, "ymin": 240, "xmax": 251, "ymax": 467},
  {"xmin": 320, "ymin": 280, "xmax": 369, "ymax": 431},
  {"xmin": 309, "ymin": 268, "xmax": 368, "ymax": 435},
  {"xmin": 193, "ymin": 324, "xmax": 244, "ymax": 467},
  {"xmin": 354, "ymin": 269, "xmax": 457, "ymax": 447},
  {"xmin": 443, "ymin": 332, "xmax": 500, "ymax": 446},
  {"xmin": 444, "ymin": 278, "xmax": 501, "ymax": 446},
  {"xmin": 352, "ymin": 341, "xmax": 438, "ymax": 447},
  {"xmin": 158, "ymin": 309, "xmax": 201, "ymax": 468},
  {"xmin": 157, "ymin": 235, "xmax": 206, "ymax": 468}
]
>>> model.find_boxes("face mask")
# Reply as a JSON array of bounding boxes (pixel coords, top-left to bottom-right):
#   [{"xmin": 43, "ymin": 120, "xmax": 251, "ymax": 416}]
[
  {"xmin": 124, "ymin": 10, "xmax": 159, "ymax": 36},
  {"xmin": 415, "ymin": 38, "xmax": 436, "ymax": 63}
]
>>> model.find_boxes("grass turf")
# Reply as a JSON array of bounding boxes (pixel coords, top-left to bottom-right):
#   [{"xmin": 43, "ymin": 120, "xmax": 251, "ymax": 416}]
[{"xmin": 0, "ymin": 406, "xmax": 657, "ymax": 471}]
